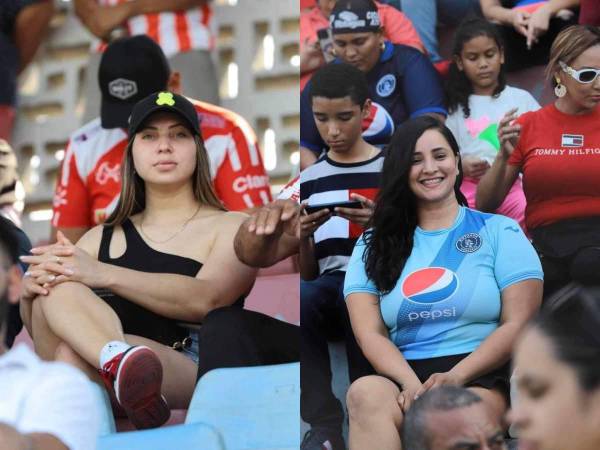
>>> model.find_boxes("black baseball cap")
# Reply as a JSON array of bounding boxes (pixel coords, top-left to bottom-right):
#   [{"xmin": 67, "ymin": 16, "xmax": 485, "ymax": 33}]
[
  {"xmin": 330, "ymin": 0, "xmax": 381, "ymax": 35},
  {"xmin": 99, "ymin": 36, "xmax": 170, "ymax": 129},
  {"xmin": 128, "ymin": 91, "xmax": 201, "ymax": 137}
]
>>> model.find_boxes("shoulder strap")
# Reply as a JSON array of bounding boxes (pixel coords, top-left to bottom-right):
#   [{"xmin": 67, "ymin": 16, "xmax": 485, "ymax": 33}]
[{"xmin": 98, "ymin": 224, "xmax": 115, "ymax": 261}]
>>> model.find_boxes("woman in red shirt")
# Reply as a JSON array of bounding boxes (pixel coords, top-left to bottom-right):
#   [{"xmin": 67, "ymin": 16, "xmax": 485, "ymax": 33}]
[{"xmin": 477, "ymin": 25, "xmax": 600, "ymax": 298}]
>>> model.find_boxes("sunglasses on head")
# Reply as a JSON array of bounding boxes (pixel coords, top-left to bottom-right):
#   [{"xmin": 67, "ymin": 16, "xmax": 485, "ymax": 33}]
[{"xmin": 559, "ymin": 61, "xmax": 600, "ymax": 84}]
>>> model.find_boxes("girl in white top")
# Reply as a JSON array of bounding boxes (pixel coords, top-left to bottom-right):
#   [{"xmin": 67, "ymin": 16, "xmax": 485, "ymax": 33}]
[{"xmin": 445, "ymin": 18, "xmax": 540, "ymax": 232}]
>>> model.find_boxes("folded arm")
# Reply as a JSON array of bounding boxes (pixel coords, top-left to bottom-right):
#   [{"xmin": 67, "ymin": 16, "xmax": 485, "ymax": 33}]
[{"xmin": 23, "ymin": 215, "xmax": 257, "ymax": 323}]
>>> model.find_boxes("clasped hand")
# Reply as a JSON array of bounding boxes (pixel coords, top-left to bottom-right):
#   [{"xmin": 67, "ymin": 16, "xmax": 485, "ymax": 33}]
[{"xmin": 20, "ymin": 231, "xmax": 103, "ymax": 300}]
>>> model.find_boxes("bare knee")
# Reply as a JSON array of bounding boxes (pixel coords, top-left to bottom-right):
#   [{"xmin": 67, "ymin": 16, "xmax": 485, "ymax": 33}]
[
  {"xmin": 42, "ymin": 281, "xmax": 85, "ymax": 305},
  {"xmin": 37, "ymin": 281, "xmax": 91, "ymax": 322},
  {"xmin": 347, "ymin": 376, "xmax": 402, "ymax": 424}
]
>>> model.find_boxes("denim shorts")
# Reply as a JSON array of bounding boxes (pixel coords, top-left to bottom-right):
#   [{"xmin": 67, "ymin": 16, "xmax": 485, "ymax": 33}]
[{"xmin": 178, "ymin": 332, "xmax": 199, "ymax": 365}]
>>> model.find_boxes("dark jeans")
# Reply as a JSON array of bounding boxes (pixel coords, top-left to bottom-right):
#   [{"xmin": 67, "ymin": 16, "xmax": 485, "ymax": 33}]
[
  {"xmin": 530, "ymin": 218, "xmax": 600, "ymax": 302},
  {"xmin": 539, "ymin": 247, "xmax": 600, "ymax": 302},
  {"xmin": 196, "ymin": 306, "xmax": 299, "ymax": 380},
  {"xmin": 301, "ymin": 271, "xmax": 374, "ymax": 430}
]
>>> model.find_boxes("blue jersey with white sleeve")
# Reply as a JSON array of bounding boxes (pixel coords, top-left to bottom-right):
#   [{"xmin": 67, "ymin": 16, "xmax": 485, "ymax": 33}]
[
  {"xmin": 300, "ymin": 42, "xmax": 447, "ymax": 155},
  {"xmin": 344, "ymin": 207, "xmax": 543, "ymax": 360}
]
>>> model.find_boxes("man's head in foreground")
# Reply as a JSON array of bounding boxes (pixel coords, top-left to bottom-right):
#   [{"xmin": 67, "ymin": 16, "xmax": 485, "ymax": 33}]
[{"xmin": 402, "ymin": 386, "xmax": 506, "ymax": 450}]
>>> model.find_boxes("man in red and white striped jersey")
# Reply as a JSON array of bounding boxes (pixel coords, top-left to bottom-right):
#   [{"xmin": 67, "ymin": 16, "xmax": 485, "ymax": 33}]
[
  {"xmin": 51, "ymin": 35, "xmax": 271, "ymax": 243},
  {"xmin": 74, "ymin": 0, "xmax": 219, "ymax": 123}
]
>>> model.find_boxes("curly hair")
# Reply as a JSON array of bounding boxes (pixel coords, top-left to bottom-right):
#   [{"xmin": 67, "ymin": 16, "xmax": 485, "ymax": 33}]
[
  {"xmin": 363, "ymin": 116, "xmax": 467, "ymax": 294},
  {"xmin": 445, "ymin": 18, "xmax": 507, "ymax": 118}
]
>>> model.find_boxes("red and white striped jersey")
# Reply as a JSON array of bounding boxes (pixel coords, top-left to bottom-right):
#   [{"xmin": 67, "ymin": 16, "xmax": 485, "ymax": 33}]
[
  {"xmin": 94, "ymin": 0, "xmax": 215, "ymax": 57},
  {"xmin": 52, "ymin": 98, "xmax": 272, "ymax": 229},
  {"xmin": 277, "ymin": 175, "xmax": 300, "ymax": 203}
]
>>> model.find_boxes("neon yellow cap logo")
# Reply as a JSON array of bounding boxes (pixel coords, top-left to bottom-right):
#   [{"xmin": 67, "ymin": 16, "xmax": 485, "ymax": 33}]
[{"xmin": 156, "ymin": 92, "xmax": 175, "ymax": 106}]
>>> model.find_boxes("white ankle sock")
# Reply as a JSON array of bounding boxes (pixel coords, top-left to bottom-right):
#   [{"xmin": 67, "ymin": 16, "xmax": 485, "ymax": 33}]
[{"xmin": 99, "ymin": 341, "xmax": 132, "ymax": 368}]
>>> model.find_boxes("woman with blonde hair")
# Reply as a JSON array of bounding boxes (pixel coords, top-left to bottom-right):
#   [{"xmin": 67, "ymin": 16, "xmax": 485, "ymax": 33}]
[
  {"xmin": 477, "ymin": 25, "xmax": 600, "ymax": 299},
  {"xmin": 20, "ymin": 92, "xmax": 257, "ymax": 429}
]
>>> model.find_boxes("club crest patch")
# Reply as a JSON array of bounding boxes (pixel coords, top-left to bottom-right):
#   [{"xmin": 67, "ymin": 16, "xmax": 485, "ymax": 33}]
[
  {"xmin": 456, "ymin": 233, "xmax": 482, "ymax": 253},
  {"xmin": 376, "ymin": 74, "xmax": 396, "ymax": 97}
]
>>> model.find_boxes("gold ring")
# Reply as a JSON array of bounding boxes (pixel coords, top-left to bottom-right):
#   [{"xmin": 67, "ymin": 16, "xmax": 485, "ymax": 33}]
[{"xmin": 55, "ymin": 256, "xmax": 61, "ymax": 264}]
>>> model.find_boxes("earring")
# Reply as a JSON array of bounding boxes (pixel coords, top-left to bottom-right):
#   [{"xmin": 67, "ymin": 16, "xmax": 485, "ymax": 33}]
[
  {"xmin": 380, "ymin": 41, "xmax": 385, "ymax": 51},
  {"xmin": 555, "ymin": 77, "xmax": 567, "ymax": 98},
  {"xmin": 331, "ymin": 47, "xmax": 337, "ymax": 57}
]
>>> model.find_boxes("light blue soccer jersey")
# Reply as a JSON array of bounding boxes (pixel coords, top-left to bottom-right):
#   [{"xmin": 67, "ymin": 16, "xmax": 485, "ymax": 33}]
[{"xmin": 344, "ymin": 207, "xmax": 543, "ymax": 360}]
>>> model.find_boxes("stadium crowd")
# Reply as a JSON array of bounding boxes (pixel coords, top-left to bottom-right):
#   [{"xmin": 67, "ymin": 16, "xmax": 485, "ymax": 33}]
[
  {"xmin": 298, "ymin": 1, "xmax": 600, "ymax": 450},
  {"xmin": 0, "ymin": 0, "xmax": 599, "ymax": 449}
]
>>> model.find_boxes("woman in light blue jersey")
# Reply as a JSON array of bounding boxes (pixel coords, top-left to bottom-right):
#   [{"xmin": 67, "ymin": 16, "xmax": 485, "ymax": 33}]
[{"xmin": 343, "ymin": 115, "xmax": 543, "ymax": 449}]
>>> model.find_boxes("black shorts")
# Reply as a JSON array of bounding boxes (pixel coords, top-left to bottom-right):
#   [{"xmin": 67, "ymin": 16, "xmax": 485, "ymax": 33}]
[{"xmin": 405, "ymin": 353, "xmax": 511, "ymax": 403}]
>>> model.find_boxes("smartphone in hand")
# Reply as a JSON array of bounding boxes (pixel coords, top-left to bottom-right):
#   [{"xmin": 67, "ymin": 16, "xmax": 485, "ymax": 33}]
[
  {"xmin": 317, "ymin": 28, "xmax": 336, "ymax": 63},
  {"xmin": 305, "ymin": 200, "xmax": 362, "ymax": 215}
]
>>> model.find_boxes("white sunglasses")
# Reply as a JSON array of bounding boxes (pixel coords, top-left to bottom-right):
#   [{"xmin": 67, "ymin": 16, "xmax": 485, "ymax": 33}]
[{"xmin": 559, "ymin": 61, "xmax": 600, "ymax": 84}]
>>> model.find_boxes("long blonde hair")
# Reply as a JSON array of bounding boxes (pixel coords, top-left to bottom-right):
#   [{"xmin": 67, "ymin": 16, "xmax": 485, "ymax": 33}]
[
  {"xmin": 105, "ymin": 134, "xmax": 225, "ymax": 226},
  {"xmin": 546, "ymin": 25, "xmax": 600, "ymax": 87}
]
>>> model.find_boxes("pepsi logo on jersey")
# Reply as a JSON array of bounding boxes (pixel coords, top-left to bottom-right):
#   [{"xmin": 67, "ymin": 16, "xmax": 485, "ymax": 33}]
[
  {"xmin": 402, "ymin": 267, "xmax": 459, "ymax": 305},
  {"xmin": 402, "ymin": 267, "xmax": 459, "ymax": 322}
]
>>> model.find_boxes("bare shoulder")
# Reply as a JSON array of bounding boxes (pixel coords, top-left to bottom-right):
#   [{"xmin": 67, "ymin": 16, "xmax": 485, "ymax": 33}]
[
  {"xmin": 76, "ymin": 224, "xmax": 104, "ymax": 257},
  {"xmin": 216, "ymin": 211, "xmax": 249, "ymax": 234}
]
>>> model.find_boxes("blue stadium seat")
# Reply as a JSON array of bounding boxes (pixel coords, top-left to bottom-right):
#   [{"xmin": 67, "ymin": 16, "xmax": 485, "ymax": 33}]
[
  {"xmin": 186, "ymin": 362, "xmax": 300, "ymax": 450},
  {"xmin": 97, "ymin": 422, "xmax": 225, "ymax": 450},
  {"xmin": 89, "ymin": 382, "xmax": 116, "ymax": 436}
]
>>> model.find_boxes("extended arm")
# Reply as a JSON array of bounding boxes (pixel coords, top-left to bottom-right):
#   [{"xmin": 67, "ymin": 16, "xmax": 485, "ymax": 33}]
[
  {"xmin": 74, "ymin": 0, "xmax": 208, "ymax": 39},
  {"xmin": 525, "ymin": 0, "xmax": 580, "ymax": 47},
  {"xmin": 480, "ymin": 0, "xmax": 520, "ymax": 25},
  {"xmin": 436, "ymin": 279, "xmax": 542, "ymax": 387},
  {"xmin": 234, "ymin": 199, "xmax": 300, "ymax": 267},
  {"xmin": 14, "ymin": 1, "xmax": 55, "ymax": 73}
]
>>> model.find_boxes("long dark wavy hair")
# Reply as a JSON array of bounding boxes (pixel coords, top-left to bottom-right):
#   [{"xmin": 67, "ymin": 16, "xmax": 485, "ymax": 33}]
[
  {"xmin": 446, "ymin": 18, "xmax": 507, "ymax": 118},
  {"xmin": 363, "ymin": 116, "xmax": 468, "ymax": 294}
]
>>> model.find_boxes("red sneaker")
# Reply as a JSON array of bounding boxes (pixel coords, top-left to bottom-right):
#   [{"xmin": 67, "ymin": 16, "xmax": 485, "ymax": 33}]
[{"xmin": 99, "ymin": 346, "xmax": 170, "ymax": 429}]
